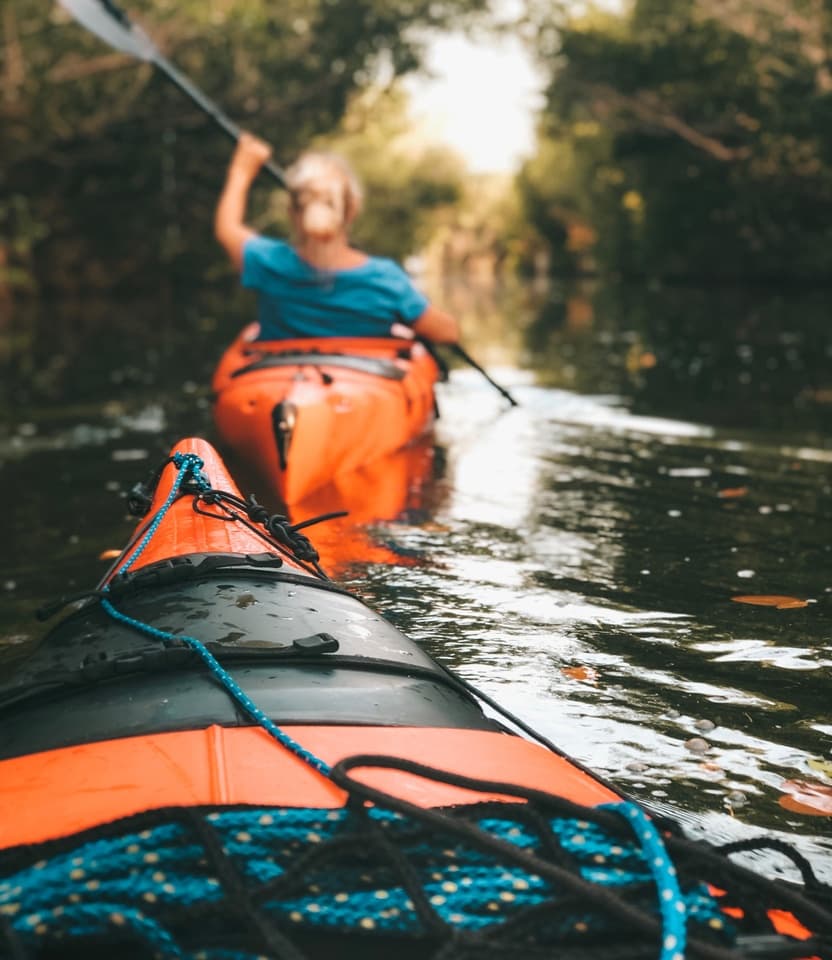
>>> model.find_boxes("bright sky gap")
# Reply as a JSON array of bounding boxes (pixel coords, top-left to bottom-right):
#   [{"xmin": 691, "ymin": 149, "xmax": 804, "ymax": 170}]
[{"xmin": 404, "ymin": 30, "xmax": 544, "ymax": 174}]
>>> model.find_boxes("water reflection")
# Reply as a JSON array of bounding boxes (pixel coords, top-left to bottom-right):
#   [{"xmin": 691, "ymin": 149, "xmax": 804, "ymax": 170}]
[{"xmin": 1, "ymin": 278, "xmax": 830, "ymax": 867}]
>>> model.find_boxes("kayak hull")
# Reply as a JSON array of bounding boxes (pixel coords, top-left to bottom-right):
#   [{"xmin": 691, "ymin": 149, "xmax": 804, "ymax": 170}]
[
  {"xmin": 0, "ymin": 439, "xmax": 820, "ymax": 957},
  {"xmin": 0, "ymin": 725, "xmax": 618, "ymax": 848},
  {"xmin": 0, "ymin": 437, "xmax": 617, "ymax": 852},
  {"xmin": 212, "ymin": 328, "xmax": 441, "ymax": 503}
]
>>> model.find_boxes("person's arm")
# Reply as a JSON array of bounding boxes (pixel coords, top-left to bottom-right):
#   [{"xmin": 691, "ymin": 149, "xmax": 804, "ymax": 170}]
[
  {"xmin": 412, "ymin": 304, "xmax": 459, "ymax": 344},
  {"xmin": 214, "ymin": 133, "xmax": 273, "ymax": 271}
]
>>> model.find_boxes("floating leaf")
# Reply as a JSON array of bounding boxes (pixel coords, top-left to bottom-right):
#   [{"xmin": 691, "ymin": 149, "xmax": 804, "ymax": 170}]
[
  {"xmin": 778, "ymin": 780, "xmax": 832, "ymax": 816},
  {"xmin": 562, "ymin": 666, "xmax": 599, "ymax": 683},
  {"xmin": 98, "ymin": 549, "xmax": 121, "ymax": 560},
  {"xmin": 718, "ymin": 486, "xmax": 749, "ymax": 499},
  {"xmin": 807, "ymin": 758, "xmax": 832, "ymax": 780},
  {"xmin": 638, "ymin": 351, "xmax": 657, "ymax": 369},
  {"xmin": 732, "ymin": 595, "xmax": 809, "ymax": 609},
  {"xmin": 420, "ymin": 521, "xmax": 451, "ymax": 533}
]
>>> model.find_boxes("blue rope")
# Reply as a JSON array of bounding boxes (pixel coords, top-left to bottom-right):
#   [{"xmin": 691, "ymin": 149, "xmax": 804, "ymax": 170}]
[
  {"xmin": 114, "ymin": 453, "xmax": 210, "ymax": 578},
  {"xmin": 100, "ymin": 453, "xmax": 331, "ymax": 778},
  {"xmin": 601, "ymin": 802, "xmax": 687, "ymax": 960},
  {"xmin": 0, "ymin": 806, "xmax": 730, "ymax": 956}
]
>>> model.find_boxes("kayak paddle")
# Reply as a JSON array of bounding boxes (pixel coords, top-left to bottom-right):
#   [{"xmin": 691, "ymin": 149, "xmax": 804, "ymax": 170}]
[
  {"xmin": 57, "ymin": 0, "xmax": 288, "ymax": 189},
  {"xmin": 450, "ymin": 343, "xmax": 519, "ymax": 407},
  {"xmin": 410, "ymin": 333, "xmax": 519, "ymax": 407}
]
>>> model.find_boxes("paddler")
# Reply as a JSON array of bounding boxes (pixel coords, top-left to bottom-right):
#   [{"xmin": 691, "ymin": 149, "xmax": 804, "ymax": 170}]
[{"xmin": 214, "ymin": 133, "xmax": 459, "ymax": 344}]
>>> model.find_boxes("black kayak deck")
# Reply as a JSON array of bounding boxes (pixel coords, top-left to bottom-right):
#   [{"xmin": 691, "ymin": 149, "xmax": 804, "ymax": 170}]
[
  {"xmin": 1, "ymin": 560, "xmax": 497, "ymax": 761},
  {"xmin": 231, "ymin": 351, "xmax": 408, "ymax": 381}
]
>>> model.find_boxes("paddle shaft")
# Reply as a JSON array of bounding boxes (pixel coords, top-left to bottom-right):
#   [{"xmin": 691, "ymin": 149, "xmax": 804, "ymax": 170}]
[
  {"xmin": 69, "ymin": 0, "xmax": 288, "ymax": 189},
  {"xmin": 450, "ymin": 343, "xmax": 519, "ymax": 407},
  {"xmin": 152, "ymin": 56, "xmax": 288, "ymax": 189}
]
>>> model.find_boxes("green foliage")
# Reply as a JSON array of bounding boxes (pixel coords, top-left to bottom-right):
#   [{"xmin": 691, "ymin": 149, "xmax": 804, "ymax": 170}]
[
  {"xmin": 313, "ymin": 88, "xmax": 466, "ymax": 262},
  {"xmin": 520, "ymin": 0, "xmax": 832, "ymax": 279},
  {"xmin": 1, "ymin": 0, "xmax": 488, "ymax": 296}
]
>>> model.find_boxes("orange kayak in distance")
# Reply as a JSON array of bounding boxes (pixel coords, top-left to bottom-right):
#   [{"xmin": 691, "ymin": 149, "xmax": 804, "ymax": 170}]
[{"xmin": 212, "ymin": 326, "xmax": 441, "ymax": 503}]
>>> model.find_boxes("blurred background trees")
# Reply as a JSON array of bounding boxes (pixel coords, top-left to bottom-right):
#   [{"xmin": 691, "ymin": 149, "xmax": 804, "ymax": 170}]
[
  {"xmin": 4, "ymin": 0, "xmax": 832, "ymax": 308},
  {"xmin": 519, "ymin": 0, "xmax": 832, "ymax": 279},
  {"xmin": 0, "ymin": 0, "xmax": 487, "ymax": 301}
]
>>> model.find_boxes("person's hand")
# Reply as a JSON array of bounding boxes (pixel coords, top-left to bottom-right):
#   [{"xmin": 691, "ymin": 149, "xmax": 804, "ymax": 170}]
[{"xmin": 230, "ymin": 132, "xmax": 273, "ymax": 179}]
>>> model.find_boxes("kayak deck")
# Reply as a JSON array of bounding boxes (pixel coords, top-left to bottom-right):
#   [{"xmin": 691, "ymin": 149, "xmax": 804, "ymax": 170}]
[{"xmin": 0, "ymin": 439, "xmax": 826, "ymax": 960}]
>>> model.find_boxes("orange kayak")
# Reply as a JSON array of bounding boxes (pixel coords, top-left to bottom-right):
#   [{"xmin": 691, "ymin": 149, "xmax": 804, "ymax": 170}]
[
  {"xmin": 212, "ymin": 326, "xmax": 441, "ymax": 503},
  {"xmin": 0, "ymin": 439, "xmax": 823, "ymax": 958},
  {"xmin": 0, "ymin": 438, "xmax": 617, "ymax": 850}
]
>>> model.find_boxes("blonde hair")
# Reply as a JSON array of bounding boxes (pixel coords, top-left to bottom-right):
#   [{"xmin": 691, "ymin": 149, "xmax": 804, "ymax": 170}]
[{"xmin": 285, "ymin": 152, "xmax": 363, "ymax": 239}]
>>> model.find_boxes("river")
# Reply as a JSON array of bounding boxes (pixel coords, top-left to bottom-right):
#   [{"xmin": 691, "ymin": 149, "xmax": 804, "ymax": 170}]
[{"xmin": 1, "ymin": 275, "xmax": 830, "ymax": 876}]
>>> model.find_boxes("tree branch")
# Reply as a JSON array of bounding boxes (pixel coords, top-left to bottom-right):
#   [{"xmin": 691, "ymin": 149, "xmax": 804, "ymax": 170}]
[{"xmin": 591, "ymin": 84, "xmax": 751, "ymax": 162}]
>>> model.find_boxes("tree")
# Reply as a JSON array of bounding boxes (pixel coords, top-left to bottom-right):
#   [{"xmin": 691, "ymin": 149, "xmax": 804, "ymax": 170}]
[
  {"xmin": 519, "ymin": 0, "xmax": 832, "ymax": 279},
  {"xmin": 314, "ymin": 87, "xmax": 466, "ymax": 263}
]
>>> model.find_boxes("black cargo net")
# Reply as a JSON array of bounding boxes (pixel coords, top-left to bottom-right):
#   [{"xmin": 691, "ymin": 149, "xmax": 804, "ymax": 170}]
[{"xmin": 1, "ymin": 755, "xmax": 830, "ymax": 960}]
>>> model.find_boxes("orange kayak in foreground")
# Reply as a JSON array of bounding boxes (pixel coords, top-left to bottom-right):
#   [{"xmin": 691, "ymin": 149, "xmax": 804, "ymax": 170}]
[
  {"xmin": 212, "ymin": 326, "xmax": 441, "ymax": 503},
  {"xmin": 0, "ymin": 438, "xmax": 824, "ymax": 959}
]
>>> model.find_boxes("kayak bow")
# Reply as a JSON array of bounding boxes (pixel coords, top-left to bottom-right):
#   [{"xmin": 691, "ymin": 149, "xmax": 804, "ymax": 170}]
[{"xmin": 0, "ymin": 439, "xmax": 826, "ymax": 960}]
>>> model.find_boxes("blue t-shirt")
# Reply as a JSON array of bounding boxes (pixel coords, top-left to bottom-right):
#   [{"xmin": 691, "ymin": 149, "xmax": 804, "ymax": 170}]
[{"xmin": 242, "ymin": 236, "xmax": 429, "ymax": 340}]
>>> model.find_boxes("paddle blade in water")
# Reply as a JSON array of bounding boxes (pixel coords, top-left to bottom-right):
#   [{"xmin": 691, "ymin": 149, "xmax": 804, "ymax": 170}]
[{"xmin": 58, "ymin": 0, "xmax": 156, "ymax": 61}]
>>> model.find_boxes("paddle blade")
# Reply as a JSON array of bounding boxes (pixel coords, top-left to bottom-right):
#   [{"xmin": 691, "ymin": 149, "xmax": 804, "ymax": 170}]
[{"xmin": 58, "ymin": 0, "xmax": 156, "ymax": 61}]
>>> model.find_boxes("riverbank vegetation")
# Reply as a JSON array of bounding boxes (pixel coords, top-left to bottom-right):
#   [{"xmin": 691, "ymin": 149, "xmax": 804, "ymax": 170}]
[
  {"xmin": 4, "ymin": 0, "xmax": 832, "ymax": 310},
  {"xmin": 520, "ymin": 0, "xmax": 832, "ymax": 280},
  {"xmin": 0, "ymin": 0, "xmax": 486, "ymax": 306}
]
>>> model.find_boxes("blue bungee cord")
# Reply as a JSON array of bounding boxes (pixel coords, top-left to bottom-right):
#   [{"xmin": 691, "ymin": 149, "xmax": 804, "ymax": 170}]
[
  {"xmin": 92, "ymin": 451, "xmax": 693, "ymax": 950},
  {"xmin": 602, "ymin": 802, "xmax": 688, "ymax": 960},
  {"xmin": 99, "ymin": 452, "xmax": 331, "ymax": 778}
]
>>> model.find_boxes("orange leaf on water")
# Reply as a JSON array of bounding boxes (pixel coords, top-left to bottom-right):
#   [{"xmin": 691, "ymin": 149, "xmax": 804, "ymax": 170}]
[
  {"xmin": 98, "ymin": 549, "xmax": 122, "ymax": 560},
  {"xmin": 732, "ymin": 595, "xmax": 809, "ymax": 609},
  {"xmin": 638, "ymin": 352, "xmax": 657, "ymax": 369},
  {"xmin": 778, "ymin": 780, "xmax": 832, "ymax": 816},
  {"xmin": 562, "ymin": 666, "xmax": 599, "ymax": 683},
  {"xmin": 718, "ymin": 486, "xmax": 749, "ymax": 499}
]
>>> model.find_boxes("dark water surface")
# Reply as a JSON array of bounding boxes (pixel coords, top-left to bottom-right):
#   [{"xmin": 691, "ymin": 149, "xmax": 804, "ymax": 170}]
[{"xmin": 1, "ymin": 278, "xmax": 831, "ymax": 874}]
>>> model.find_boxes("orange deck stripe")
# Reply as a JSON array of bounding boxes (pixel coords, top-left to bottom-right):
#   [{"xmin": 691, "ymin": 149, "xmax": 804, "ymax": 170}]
[{"xmin": 0, "ymin": 725, "xmax": 618, "ymax": 849}]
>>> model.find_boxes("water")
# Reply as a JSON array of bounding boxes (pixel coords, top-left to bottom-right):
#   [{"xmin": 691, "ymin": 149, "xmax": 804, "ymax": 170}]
[{"xmin": 1, "ymin": 277, "xmax": 831, "ymax": 875}]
